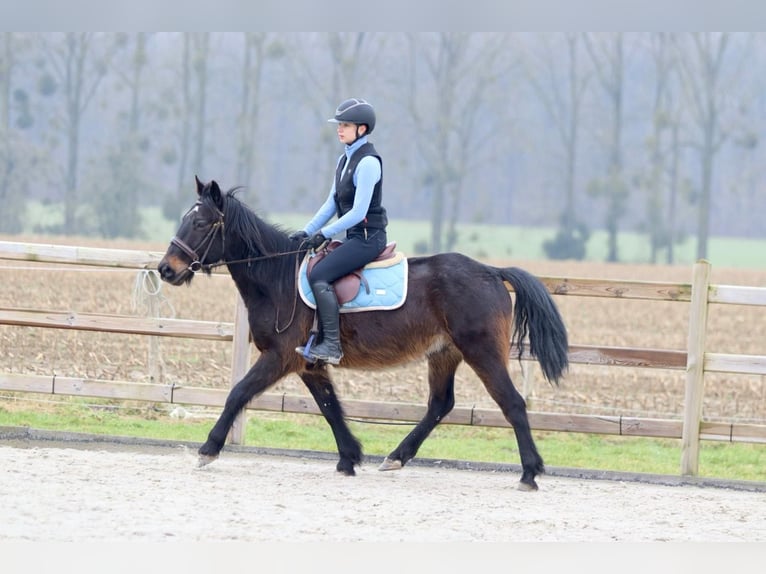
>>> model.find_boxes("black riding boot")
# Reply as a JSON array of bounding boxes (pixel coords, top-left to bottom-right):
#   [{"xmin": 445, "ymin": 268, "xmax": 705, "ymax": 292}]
[{"xmin": 303, "ymin": 281, "xmax": 343, "ymax": 365}]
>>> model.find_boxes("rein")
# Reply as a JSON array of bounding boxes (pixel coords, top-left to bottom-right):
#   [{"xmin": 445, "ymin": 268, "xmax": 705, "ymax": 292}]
[
  {"xmin": 170, "ymin": 206, "xmax": 307, "ymax": 333},
  {"xmin": 170, "ymin": 202, "xmax": 305, "ymax": 273},
  {"xmin": 203, "ymin": 249, "xmax": 306, "ymax": 271}
]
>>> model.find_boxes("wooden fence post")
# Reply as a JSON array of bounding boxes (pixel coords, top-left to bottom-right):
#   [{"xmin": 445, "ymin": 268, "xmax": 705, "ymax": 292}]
[
  {"xmin": 227, "ymin": 293, "xmax": 252, "ymax": 445},
  {"xmin": 681, "ymin": 260, "xmax": 711, "ymax": 476}
]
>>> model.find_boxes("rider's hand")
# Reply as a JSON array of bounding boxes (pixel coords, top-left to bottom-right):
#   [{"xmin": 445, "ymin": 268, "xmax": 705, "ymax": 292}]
[{"xmin": 306, "ymin": 232, "xmax": 328, "ymax": 250}]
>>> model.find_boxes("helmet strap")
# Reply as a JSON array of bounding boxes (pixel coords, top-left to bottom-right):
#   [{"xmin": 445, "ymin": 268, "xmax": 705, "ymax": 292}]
[
  {"xmin": 345, "ymin": 125, "xmax": 364, "ymax": 146},
  {"xmin": 354, "ymin": 124, "xmax": 367, "ymax": 142}
]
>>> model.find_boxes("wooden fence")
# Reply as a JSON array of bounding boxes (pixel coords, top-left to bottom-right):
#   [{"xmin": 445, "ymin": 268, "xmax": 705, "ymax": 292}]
[{"xmin": 1, "ymin": 239, "xmax": 766, "ymax": 477}]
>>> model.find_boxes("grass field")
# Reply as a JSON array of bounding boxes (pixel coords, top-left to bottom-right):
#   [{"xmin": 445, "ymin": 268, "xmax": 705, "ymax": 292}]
[
  {"xmin": 1, "ymin": 399, "xmax": 765, "ymax": 482},
  {"xmin": 210, "ymin": 209, "xmax": 766, "ymax": 269},
  {"xmin": 24, "ymin": 200, "xmax": 766, "ymax": 268}
]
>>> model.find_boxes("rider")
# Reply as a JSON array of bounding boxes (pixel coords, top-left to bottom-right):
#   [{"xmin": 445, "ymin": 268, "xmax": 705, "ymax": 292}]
[{"xmin": 290, "ymin": 98, "xmax": 389, "ymax": 364}]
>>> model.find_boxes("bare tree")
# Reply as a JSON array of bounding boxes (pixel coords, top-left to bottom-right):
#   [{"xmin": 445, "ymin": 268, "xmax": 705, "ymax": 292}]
[
  {"xmin": 583, "ymin": 32, "xmax": 629, "ymax": 262},
  {"xmin": 191, "ymin": 33, "xmax": 210, "ymax": 177},
  {"xmin": 235, "ymin": 33, "xmax": 285, "ymax": 201},
  {"xmin": 0, "ymin": 34, "xmax": 58, "ymax": 234},
  {"xmin": 163, "ymin": 33, "xmax": 211, "ymax": 219},
  {"xmin": 0, "ymin": 33, "xmax": 13, "ymax": 130},
  {"xmin": 641, "ymin": 33, "xmax": 695, "ymax": 265},
  {"xmin": 673, "ymin": 33, "xmax": 753, "ymax": 260},
  {"xmin": 40, "ymin": 33, "xmax": 120, "ymax": 234},
  {"xmin": 524, "ymin": 33, "xmax": 591, "ymax": 260},
  {"xmin": 88, "ymin": 33, "xmax": 149, "ymax": 238},
  {"xmin": 403, "ymin": 32, "xmax": 512, "ymax": 252},
  {"xmin": 236, "ymin": 33, "xmax": 265, "ymax": 193},
  {"xmin": 641, "ymin": 33, "xmax": 675, "ymax": 263},
  {"xmin": 0, "ymin": 32, "xmax": 23, "ymax": 232}
]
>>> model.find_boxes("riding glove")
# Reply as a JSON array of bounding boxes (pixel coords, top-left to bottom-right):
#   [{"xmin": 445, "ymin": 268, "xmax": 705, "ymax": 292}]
[{"xmin": 306, "ymin": 232, "xmax": 328, "ymax": 250}]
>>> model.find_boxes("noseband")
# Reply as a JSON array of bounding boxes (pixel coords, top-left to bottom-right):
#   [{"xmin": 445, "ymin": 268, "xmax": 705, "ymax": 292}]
[{"xmin": 170, "ymin": 203, "xmax": 225, "ymax": 273}]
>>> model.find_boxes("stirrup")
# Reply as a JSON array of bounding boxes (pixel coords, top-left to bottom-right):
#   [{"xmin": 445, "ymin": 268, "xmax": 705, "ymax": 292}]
[
  {"xmin": 296, "ymin": 332, "xmax": 319, "ymax": 362},
  {"xmin": 295, "ymin": 347, "xmax": 318, "ymax": 364}
]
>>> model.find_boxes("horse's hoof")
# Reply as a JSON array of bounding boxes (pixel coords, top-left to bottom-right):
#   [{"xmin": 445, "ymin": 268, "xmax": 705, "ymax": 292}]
[
  {"xmin": 378, "ymin": 457, "xmax": 403, "ymax": 471},
  {"xmin": 198, "ymin": 454, "xmax": 218, "ymax": 468},
  {"xmin": 336, "ymin": 460, "xmax": 357, "ymax": 476},
  {"xmin": 517, "ymin": 480, "xmax": 539, "ymax": 492}
]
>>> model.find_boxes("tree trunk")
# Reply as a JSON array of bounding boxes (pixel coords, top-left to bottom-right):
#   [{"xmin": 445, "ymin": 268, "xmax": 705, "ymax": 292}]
[
  {"xmin": 64, "ymin": 33, "xmax": 87, "ymax": 235},
  {"xmin": 175, "ymin": 34, "xmax": 192, "ymax": 205},
  {"xmin": 237, "ymin": 33, "xmax": 265, "ymax": 193},
  {"xmin": 192, "ymin": 33, "xmax": 210, "ymax": 177},
  {"xmin": 667, "ymin": 121, "xmax": 680, "ymax": 264}
]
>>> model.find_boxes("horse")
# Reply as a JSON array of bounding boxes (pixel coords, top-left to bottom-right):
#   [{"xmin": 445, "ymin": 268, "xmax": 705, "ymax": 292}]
[{"xmin": 158, "ymin": 177, "xmax": 569, "ymax": 491}]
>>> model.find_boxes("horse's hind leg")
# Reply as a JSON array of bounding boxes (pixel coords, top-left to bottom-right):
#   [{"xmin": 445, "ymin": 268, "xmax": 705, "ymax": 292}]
[
  {"xmin": 462, "ymin": 347, "xmax": 543, "ymax": 491},
  {"xmin": 380, "ymin": 345, "xmax": 462, "ymax": 471},
  {"xmin": 300, "ymin": 367, "xmax": 363, "ymax": 476}
]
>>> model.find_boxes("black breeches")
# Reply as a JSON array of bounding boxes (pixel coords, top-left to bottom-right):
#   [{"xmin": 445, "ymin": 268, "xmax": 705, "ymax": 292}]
[{"xmin": 309, "ymin": 230, "xmax": 387, "ymax": 287}]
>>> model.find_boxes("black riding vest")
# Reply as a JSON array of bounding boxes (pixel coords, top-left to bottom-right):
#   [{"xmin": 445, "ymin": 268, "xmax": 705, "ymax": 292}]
[{"xmin": 334, "ymin": 142, "xmax": 388, "ymax": 235}]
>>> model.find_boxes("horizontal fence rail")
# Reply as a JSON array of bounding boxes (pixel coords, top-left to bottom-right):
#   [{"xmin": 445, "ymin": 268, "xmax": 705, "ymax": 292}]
[
  {"xmin": 0, "ymin": 307, "xmax": 235, "ymax": 340},
  {"xmin": 0, "ymin": 240, "xmax": 162, "ymax": 269},
  {"xmin": 2, "ymin": 241, "xmax": 766, "ymax": 477},
  {"xmin": 3, "ymin": 373, "xmax": 766, "ymax": 444}
]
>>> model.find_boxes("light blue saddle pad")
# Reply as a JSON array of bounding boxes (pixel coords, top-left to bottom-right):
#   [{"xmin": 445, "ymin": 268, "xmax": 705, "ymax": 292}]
[{"xmin": 298, "ymin": 252, "xmax": 409, "ymax": 313}]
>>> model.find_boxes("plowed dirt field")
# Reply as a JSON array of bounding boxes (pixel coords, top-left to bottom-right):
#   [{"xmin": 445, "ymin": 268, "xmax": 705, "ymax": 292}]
[{"xmin": 2, "ymin": 234, "xmax": 765, "ymax": 424}]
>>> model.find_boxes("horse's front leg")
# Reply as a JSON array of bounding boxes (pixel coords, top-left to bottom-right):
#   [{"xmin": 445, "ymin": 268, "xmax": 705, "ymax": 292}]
[
  {"xmin": 300, "ymin": 366, "xmax": 363, "ymax": 476},
  {"xmin": 199, "ymin": 352, "xmax": 287, "ymax": 466}
]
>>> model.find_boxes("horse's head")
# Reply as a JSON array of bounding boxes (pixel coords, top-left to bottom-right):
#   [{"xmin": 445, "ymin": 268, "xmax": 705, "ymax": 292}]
[{"xmin": 158, "ymin": 176, "xmax": 226, "ymax": 286}]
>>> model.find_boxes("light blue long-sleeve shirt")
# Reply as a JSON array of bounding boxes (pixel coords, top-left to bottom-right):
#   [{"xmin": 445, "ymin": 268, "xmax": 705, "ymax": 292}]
[{"xmin": 302, "ymin": 136, "xmax": 382, "ymax": 239}]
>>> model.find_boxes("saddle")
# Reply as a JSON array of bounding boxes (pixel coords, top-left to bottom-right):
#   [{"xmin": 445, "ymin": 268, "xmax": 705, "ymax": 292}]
[{"xmin": 307, "ymin": 240, "xmax": 399, "ymax": 305}]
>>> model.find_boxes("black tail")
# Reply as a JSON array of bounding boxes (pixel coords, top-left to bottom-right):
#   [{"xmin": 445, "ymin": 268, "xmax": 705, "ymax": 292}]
[{"xmin": 501, "ymin": 267, "xmax": 569, "ymax": 384}]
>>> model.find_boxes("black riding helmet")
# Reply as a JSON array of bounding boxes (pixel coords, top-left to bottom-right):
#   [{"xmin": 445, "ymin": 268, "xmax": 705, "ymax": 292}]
[{"xmin": 328, "ymin": 98, "xmax": 376, "ymax": 134}]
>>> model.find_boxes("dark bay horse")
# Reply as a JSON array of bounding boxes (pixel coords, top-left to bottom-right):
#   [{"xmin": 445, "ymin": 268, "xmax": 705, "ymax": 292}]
[{"xmin": 158, "ymin": 178, "xmax": 569, "ymax": 490}]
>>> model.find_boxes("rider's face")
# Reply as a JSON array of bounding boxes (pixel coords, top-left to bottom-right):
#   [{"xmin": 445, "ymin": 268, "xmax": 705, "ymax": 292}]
[{"xmin": 337, "ymin": 122, "xmax": 366, "ymax": 144}]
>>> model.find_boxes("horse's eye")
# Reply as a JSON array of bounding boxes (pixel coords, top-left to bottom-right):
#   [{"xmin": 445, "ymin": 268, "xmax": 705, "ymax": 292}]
[{"xmin": 193, "ymin": 218, "xmax": 208, "ymax": 230}]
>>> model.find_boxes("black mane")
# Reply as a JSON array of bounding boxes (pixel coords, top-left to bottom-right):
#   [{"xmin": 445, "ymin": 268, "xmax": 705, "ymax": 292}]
[{"xmin": 208, "ymin": 188, "xmax": 299, "ymax": 293}]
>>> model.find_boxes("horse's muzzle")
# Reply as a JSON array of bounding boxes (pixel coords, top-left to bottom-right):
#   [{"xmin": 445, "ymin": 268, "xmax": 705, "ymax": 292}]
[{"xmin": 158, "ymin": 258, "xmax": 191, "ymax": 286}]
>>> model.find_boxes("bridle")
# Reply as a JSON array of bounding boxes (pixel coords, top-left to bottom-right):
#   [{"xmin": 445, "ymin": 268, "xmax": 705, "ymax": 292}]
[
  {"xmin": 171, "ymin": 201, "xmax": 309, "ymax": 273},
  {"xmin": 169, "ymin": 200, "xmax": 308, "ymax": 333},
  {"xmin": 170, "ymin": 202, "xmax": 225, "ymax": 274}
]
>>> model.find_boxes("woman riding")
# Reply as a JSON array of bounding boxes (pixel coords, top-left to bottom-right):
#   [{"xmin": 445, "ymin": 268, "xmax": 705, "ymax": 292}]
[{"xmin": 290, "ymin": 98, "xmax": 389, "ymax": 365}]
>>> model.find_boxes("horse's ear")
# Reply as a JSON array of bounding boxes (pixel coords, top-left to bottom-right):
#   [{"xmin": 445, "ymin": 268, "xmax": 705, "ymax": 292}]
[
  {"xmin": 209, "ymin": 180, "xmax": 223, "ymax": 209},
  {"xmin": 195, "ymin": 175, "xmax": 204, "ymax": 197}
]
